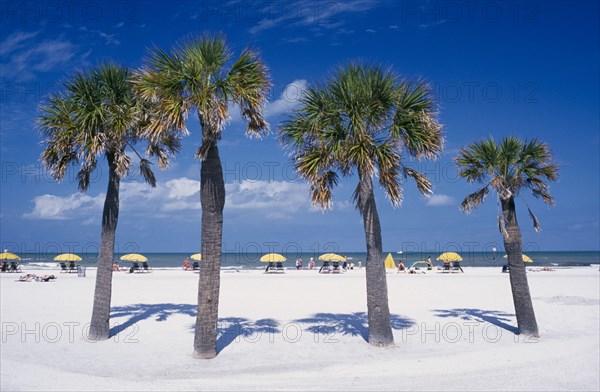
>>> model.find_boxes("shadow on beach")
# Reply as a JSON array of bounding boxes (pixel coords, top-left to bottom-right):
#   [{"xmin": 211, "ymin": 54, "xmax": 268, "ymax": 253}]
[
  {"xmin": 110, "ymin": 303, "xmax": 279, "ymax": 353},
  {"xmin": 110, "ymin": 305, "xmax": 414, "ymax": 351},
  {"xmin": 215, "ymin": 317, "xmax": 280, "ymax": 353},
  {"xmin": 110, "ymin": 303, "xmax": 197, "ymax": 336},
  {"xmin": 432, "ymin": 308, "xmax": 518, "ymax": 334},
  {"xmin": 294, "ymin": 312, "xmax": 415, "ymax": 342}
]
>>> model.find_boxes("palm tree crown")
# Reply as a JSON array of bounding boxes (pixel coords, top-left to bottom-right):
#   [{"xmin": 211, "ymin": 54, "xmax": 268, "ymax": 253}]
[
  {"xmin": 279, "ymin": 63, "xmax": 443, "ymax": 207},
  {"xmin": 132, "ymin": 34, "xmax": 270, "ymax": 156},
  {"xmin": 39, "ymin": 63, "xmax": 181, "ymax": 187},
  {"xmin": 456, "ymin": 136, "xmax": 558, "ymax": 231}
]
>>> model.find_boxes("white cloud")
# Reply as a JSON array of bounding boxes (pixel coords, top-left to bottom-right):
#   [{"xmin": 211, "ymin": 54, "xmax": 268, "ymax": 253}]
[
  {"xmin": 166, "ymin": 177, "xmax": 200, "ymax": 199},
  {"xmin": 1, "ymin": 36, "xmax": 81, "ymax": 81},
  {"xmin": 266, "ymin": 80, "xmax": 308, "ymax": 117},
  {"xmin": 425, "ymin": 194, "xmax": 456, "ymax": 207},
  {"xmin": 248, "ymin": 0, "xmax": 381, "ymax": 35},
  {"xmin": 225, "ymin": 180, "xmax": 310, "ymax": 219},
  {"xmin": 24, "ymin": 178, "xmax": 312, "ymax": 221},
  {"xmin": 0, "ymin": 31, "xmax": 40, "ymax": 56},
  {"xmin": 229, "ymin": 79, "xmax": 308, "ymax": 124},
  {"xmin": 23, "ymin": 193, "xmax": 105, "ymax": 220}
]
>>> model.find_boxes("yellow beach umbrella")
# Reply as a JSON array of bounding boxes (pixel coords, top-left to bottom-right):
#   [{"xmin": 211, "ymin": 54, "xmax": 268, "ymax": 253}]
[
  {"xmin": 54, "ymin": 253, "xmax": 82, "ymax": 262},
  {"xmin": 120, "ymin": 253, "xmax": 148, "ymax": 262},
  {"xmin": 259, "ymin": 253, "xmax": 286, "ymax": 262},
  {"xmin": 503, "ymin": 254, "xmax": 533, "ymax": 263},
  {"xmin": 436, "ymin": 252, "xmax": 463, "ymax": 262},
  {"xmin": 318, "ymin": 253, "xmax": 346, "ymax": 262},
  {"xmin": 0, "ymin": 252, "xmax": 21, "ymax": 260},
  {"xmin": 190, "ymin": 253, "xmax": 202, "ymax": 261},
  {"xmin": 384, "ymin": 253, "xmax": 396, "ymax": 269}
]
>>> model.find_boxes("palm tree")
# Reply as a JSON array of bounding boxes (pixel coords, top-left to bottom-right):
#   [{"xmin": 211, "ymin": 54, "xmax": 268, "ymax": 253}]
[
  {"xmin": 38, "ymin": 63, "xmax": 181, "ymax": 340},
  {"xmin": 455, "ymin": 136, "xmax": 558, "ymax": 337},
  {"xmin": 279, "ymin": 63, "xmax": 443, "ymax": 346},
  {"xmin": 133, "ymin": 35, "xmax": 270, "ymax": 359}
]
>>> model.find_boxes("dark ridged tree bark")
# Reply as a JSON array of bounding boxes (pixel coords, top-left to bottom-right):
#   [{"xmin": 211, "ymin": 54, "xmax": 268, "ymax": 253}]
[
  {"xmin": 194, "ymin": 142, "xmax": 225, "ymax": 359},
  {"xmin": 358, "ymin": 173, "xmax": 394, "ymax": 346},
  {"xmin": 501, "ymin": 197, "xmax": 539, "ymax": 337},
  {"xmin": 89, "ymin": 152, "xmax": 120, "ymax": 340}
]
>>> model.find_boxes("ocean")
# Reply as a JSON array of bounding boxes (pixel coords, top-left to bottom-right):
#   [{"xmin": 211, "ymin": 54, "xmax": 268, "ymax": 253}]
[{"xmin": 16, "ymin": 251, "xmax": 600, "ymax": 270}]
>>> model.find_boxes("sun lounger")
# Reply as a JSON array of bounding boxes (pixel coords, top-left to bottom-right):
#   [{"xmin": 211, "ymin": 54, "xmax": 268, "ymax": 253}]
[
  {"xmin": 275, "ymin": 262, "xmax": 284, "ymax": 273},
  {"xmin": 141, "ymin": 262, "xmax": 151, "ymax": 272},
  {"xmin": 192, "ymin": 261, "xmax": 200, "ymax": 271},
  {"xmin": 129, "ymin": 262, "xmax": 140, "ymax": 273},
  {"xmin": 59, "ymin": 263, "xmax": 69, "ymax": 273},
  {"xmin": 1, "ymin": 262, "xmax": 8, "ymax": 272},
  {"xmin": 9, "ymin": 262, "xmax": 21, "ymax": 273},
  {"xmin": 68, "ymin": 261, "xmax": 78, "ymax": 273},
  {"xmin": 442, "ymin": 263, "xmax": 451, "ymax": 273},
  {"xmin": 451, "ymin": 261, "xmax": 464, "ymax": 273},
  {"xmin": 332, "ymin": 262, "xmax": 341, "ymax": 274},
  {"xmin": 319, "ymin": 261, "xmax": 331, "ymax": 274}
]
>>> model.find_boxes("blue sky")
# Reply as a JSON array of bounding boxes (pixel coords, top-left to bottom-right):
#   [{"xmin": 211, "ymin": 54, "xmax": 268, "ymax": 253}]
[{"xmin": 1, "ymin": 0, "xmax": 598, "ymax": 255}]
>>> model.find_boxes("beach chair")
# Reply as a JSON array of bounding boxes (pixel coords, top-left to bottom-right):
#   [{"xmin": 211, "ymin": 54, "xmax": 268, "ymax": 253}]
[
  {"xmin": 332, "ymin": 262, "xmax": 341, "ymax": 274},
  {"xmin": 68, "ymin": 261, "xmax": 78, "ymax": 273},
  {"xmin": 275, "ymin": 262, "xmax": 284, "ymax": 273},
  {"xmin": 451, "ymin": 261, "xmax": 464, "ymax": 273},
  {"xmin": 59, "ymin": 263, "xmax": 69, "ymax": 273},
  {"xmin": 502, "ymin": 265, "xmax": 510, "ymax": 273},
  {"xmin": 265, "ymin": 262, "xmax": 275, "ymax": 273},
  {"xmin": 442, "ymin": 263, "xmax": 451, "ymax": 273},
  {"xmin": 9, "ymin": 262, "xmax": 21, "ymax": 273},
  {"xmin": 192, "ymin": 261, "xmax": 200, "ymax": 271},
  {"xmin": 141, "ymin": 262, "xmax": 151, "ymax": 272},
  {"xmin": 319, "ymin": 261, "xmax": 331, "ymax": 274},
  {"xmin": 129, "ymin": 262, "xmax": 140, "ymax": 273},
  {"xmin": 1, "ymin": 262, "xmax": 8, "ymax": 273}
]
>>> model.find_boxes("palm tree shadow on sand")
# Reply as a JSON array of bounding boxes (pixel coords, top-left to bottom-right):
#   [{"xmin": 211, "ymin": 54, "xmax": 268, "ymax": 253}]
[
  {"xmin": 432, "ymin": 308, "xmax": 518, "ymax": 334},
  {"xmin": 294, "ymin": 312, "xmax": 415, "ymax": 342},
  {"xmin": 110, "ymin": 303, "xmax": 279, "ymax": 353},
  {"xmin": 110, "ymin": 303, "xmax": 197, "ymax": 336},
  {"xmin": 213, "ymin": 317, "xmax": 280, "ymax": 353}
]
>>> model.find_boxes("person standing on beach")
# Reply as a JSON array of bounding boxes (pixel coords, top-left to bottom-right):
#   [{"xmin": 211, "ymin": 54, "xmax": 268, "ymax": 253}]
[
  {"xmin": 308, "ymin": 257, "xmax": 315, "ymax": 270},
  {"xmin": 296, "ymin": 258, "xmax": 303, "ymax": 270}
]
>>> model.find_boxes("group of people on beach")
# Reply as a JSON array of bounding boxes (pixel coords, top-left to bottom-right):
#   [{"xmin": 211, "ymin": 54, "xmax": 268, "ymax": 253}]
[{"xmin": 295, "ymin": 257, "xmax": 360, "ymax": 272}]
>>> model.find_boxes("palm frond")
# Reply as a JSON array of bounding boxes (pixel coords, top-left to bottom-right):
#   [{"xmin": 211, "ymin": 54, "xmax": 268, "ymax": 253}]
[
  {"xmin": 139, "ymin": 159, "xmax": 157, "ymax": 188},
  {"xmin": 460, "ymin": 186, "xmax": 489, "ymax": 213},
  {"xmin": 391, "ymin": 81, "xmax": 444, "ymax": 159},
  {"xmin": 403, "ymin": 167, "xmax": 433, "ymax": 196},
  {"xmin": 310, "ymin": 171, "xmax": 338, "ymax": 210},
  {"xmin": 76, "ymin": 159, "xmax": 96, "ymax": 192},
  {"xmin": 527, "ymin": 206, "xmax": 542, "ymax": 232}
]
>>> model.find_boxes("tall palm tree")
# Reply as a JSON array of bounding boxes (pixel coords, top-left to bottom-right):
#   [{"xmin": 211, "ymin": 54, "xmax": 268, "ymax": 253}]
[
  {"xmin": 279, "ymin": 63, "xmax": 443, "ymax": 346},
  {"xmin": 133, "ymin": 35, "xmax": 270, "ymax": 359},
  {"xmin": 455, "ymin": 136, "xmax": 558, "ymax": 336},
  {"xmin": 38, "ymin": 63, "xmax": 181, "ymax": 340}
]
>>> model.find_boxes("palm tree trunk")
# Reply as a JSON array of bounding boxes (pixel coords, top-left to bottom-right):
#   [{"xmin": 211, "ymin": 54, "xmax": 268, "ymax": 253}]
[
  {"xmin": 194, "ymin": 141, "xmax": 225, "ymax": 359},
  {"xmin": 358, "ymin": 173, "xmax": 394, "ymax": 346},
  {"xmin": 89, "ymin": 152, "xmax": 120, "ymax": 340},
  {"xmin": 501, "ymin": 197, "xmax": 539, "ymax": 337}
]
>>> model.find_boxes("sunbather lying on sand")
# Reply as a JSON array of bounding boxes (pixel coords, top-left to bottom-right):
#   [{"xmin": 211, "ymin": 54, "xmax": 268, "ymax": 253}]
[{"xmin": 18, "ymin": 274, "xmax": 57, "ymax": 282}]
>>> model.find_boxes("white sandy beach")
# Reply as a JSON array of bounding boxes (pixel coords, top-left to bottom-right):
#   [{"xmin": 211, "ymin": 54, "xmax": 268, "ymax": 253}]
[{"xmin": 1, "ymin": 266, "xmax": 599, "ymax": 391}]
